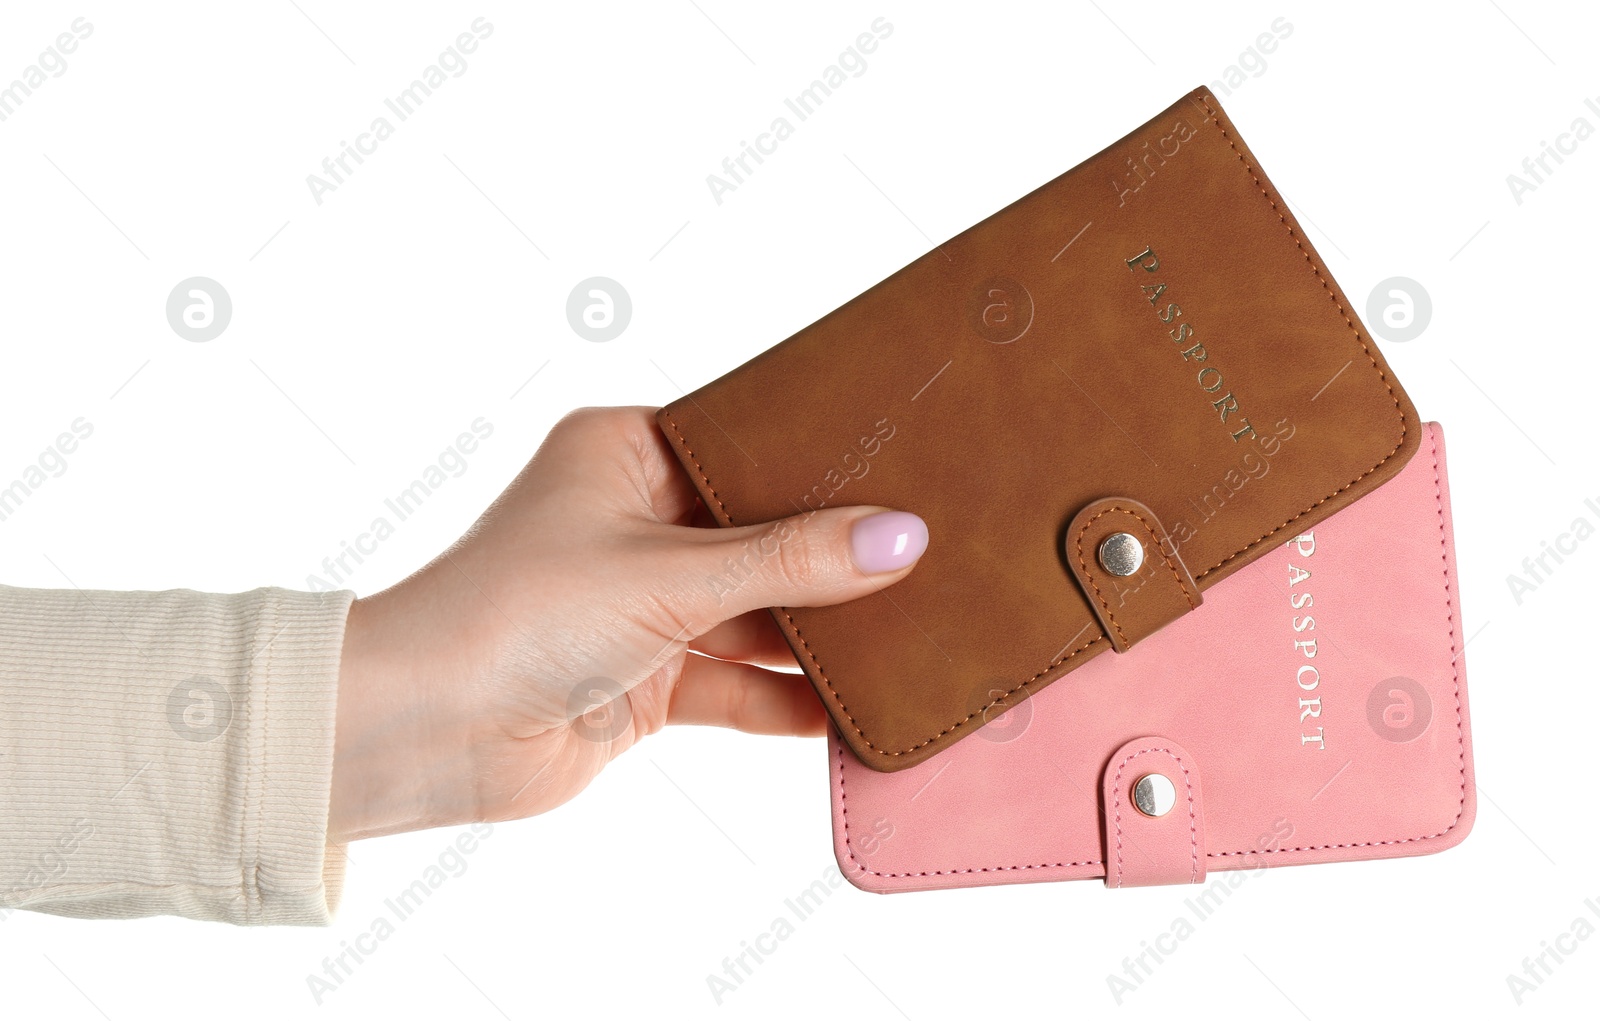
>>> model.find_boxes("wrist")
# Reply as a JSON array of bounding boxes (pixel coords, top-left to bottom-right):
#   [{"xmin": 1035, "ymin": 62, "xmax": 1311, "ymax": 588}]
[{"xmin": 328, "ymin": 593, "xmax": 472, "ymax": 842}]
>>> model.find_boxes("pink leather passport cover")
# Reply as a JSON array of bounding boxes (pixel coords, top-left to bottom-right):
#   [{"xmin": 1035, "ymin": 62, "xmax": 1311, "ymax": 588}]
[{"xmin": 830, "ymin": 423, "xmax": 1474, "ymax": 891}]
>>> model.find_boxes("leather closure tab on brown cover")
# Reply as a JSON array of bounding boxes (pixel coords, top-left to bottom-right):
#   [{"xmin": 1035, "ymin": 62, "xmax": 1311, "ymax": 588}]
[{"xmin": 1065, "ymin": 497, "xmax": 1200, "ymax": 653}]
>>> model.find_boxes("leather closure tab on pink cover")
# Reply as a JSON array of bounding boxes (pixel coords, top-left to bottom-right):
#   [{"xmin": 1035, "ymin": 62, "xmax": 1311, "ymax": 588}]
[
  {"xmin": 1065, "ymin": 497, "xmax": 1201, "ymax": 653},
  {"xmin": 1101, "ymin": 737, "xmax": 1207, "ymax": 888}
]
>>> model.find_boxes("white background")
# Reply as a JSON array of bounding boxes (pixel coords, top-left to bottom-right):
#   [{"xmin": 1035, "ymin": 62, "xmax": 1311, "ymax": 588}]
[{"xmin": 0, "ymin": 1, "xmax": 1595, "ymax": 1017}]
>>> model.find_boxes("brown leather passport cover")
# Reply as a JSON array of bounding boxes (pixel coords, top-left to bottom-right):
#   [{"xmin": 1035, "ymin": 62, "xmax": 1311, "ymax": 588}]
[{"xmin": 657, "ymin": 86, "xmax": 1419, "ymax": 772}]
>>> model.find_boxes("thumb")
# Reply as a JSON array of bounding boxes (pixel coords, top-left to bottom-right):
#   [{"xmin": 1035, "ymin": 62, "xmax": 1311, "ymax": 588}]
[{"xmin": 688, "ymin": 506, "xmax": 929, "ymax": 621}]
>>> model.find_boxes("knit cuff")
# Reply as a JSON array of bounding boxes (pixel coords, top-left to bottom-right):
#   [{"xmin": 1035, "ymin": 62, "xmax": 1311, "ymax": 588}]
[{"xmin": 0, "ymin": 584, "xmax": 354, "ymax": 926}]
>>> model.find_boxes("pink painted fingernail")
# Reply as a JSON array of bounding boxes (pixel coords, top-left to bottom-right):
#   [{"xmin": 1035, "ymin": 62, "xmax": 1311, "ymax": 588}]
[{"xmin": 850, "ymin": 511, "xmax": 929, "ymax": 574}]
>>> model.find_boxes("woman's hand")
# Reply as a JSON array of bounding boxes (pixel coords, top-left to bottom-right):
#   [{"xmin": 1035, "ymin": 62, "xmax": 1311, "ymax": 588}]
[{"xmin": 327, "ymin": 406, "xmax": 928, "ymax": 842}]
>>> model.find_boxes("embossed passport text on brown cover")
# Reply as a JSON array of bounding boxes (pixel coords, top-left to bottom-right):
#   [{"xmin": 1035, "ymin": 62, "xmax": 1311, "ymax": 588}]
[{"xmin": 658, "ymin": 86, "xmax": 1418, "ymax": 772}]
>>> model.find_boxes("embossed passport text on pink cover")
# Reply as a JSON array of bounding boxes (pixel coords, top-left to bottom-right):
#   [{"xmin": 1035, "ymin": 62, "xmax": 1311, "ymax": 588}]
[{"xmin": 830, "ymin": 423, "xmax": 1474, "ymax": 891}]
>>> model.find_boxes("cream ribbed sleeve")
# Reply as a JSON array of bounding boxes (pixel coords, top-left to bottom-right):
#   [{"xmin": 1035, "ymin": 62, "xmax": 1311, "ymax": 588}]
[{"xmin": 0, "ymin": 584, "xmax": 354, "ymax": 926}]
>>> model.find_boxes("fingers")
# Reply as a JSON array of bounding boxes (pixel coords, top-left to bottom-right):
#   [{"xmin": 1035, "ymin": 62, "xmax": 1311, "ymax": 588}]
[
  {"xmin": 654, "ymin": 505, "xmax": 930, "ymax": 628},
  {"xmin": 688, "ymin": 609, "xmax": 801, "ymax": 668},
  {"xmin": 523, "ymin": 406, "xmax": 702, "ymax": 525},
  {"xmin": 668, "ymin": 653, "xmax": 828, "ymax": 736},
  {"xmin": 535, "ymin": 410, "xmax": 931, "ymax": 651}
]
